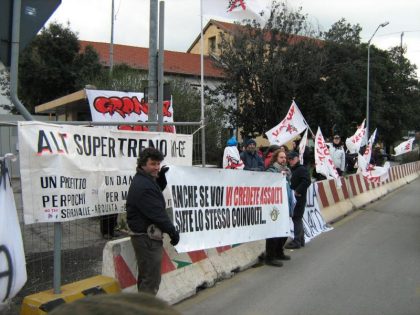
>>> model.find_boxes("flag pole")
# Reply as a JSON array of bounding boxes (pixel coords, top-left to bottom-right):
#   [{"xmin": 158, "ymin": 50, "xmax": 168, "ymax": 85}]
[
  {"xmin": 293, "ymin": 99, "xmax": 315, "ymax": 138},
  {"xmin": 200, "ymin": 0, "xmax": 206, "ymax": 167}
]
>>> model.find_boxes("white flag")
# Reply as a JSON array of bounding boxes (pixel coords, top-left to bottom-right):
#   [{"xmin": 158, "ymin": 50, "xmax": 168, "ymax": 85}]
[
  {"xmin": 299, "ymin": 129, "xmax": 308, "ymax": 165},
  {"xmin": 202, "ymin": 0, "xmax": 266, "ymax": 22},
  {"xmin": 315, "ymin": 127, "xmax": 340, "ymax": 181},
  {"xmin": 265, "ymin": 101, "xmax": 308, "ymax": 146},
  {"xmin": 0, "ymin": 156, "xmax": 27, "ymax": 306},
  {"xmin": 345, "ymin": 119, "xmax": 366, "ymax": 154},
  {"xmin": 394, "ymin": 138, "xmax": 415, "ymax": 156},
  {"xmin": 362, "ymin": 162, "xmax": 390, "ymax": 183},
  {"xmin": 358, "ymin": 128, "xmax": 377, "ymax": 172}
]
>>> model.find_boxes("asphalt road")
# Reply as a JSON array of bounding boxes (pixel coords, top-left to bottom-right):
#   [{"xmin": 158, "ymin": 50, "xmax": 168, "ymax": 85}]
[{"xmin": 174, "ymin": 178, "xmax": 420, "ymax": 315}]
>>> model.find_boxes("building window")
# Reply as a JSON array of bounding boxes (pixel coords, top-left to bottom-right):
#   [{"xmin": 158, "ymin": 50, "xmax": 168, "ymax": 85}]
[{"xmin": 208, "ymin": 36, "xmax": 216, "ymax": 54}]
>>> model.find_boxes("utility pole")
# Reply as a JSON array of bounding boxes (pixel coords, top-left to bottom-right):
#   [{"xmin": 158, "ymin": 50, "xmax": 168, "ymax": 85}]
[
  {"xmin": 148, "ymin": 0, "xmax": 158, "ymax": 131},
  {"xmin": 157, "ymin": 1, "xmax": 165, "ymax": 132},
  {"xmin": 110, "ymin": 0, "xmax": 114, "ymax": 72}
]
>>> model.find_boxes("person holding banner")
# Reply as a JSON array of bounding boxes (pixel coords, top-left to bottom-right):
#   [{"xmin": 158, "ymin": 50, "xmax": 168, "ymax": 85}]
[
  {"xmin": 285, "ymin": 151, "xmax": 311, "ymax": 250},
  {"xmin": 126, "ymin": 148, "xmax": 180, "ymax": 295},
  {"xmin": 264, "ymin": 150, "xmax": 293, "ymax": 266}
]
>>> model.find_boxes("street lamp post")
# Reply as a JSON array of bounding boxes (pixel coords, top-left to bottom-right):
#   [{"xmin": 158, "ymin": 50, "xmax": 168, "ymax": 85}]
[{"xmin": 366, "ymin": 21, "xmax": 389, "ymax": 139}]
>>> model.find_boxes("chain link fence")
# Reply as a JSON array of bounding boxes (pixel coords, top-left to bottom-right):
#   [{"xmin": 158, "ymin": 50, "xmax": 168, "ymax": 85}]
[{"xmin": 1, "ymin": 120, "xmax": 203, "ymax": 313}]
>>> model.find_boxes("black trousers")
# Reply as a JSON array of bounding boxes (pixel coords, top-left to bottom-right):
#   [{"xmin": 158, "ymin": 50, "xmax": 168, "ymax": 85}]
[
  {"xmin": 266, "ymin": 237, "xmax": 288, "ymax": 259},
  {"xmin": 130, "ymin": 235, "xmax": 163, "ymax": 295},
  {"xmin": 100, "ymin": 214, "xmax": 118, "ymax": 236},
  {"xmin": 292, "ymin": 195, "xmax": 306, "ymax": 246}
]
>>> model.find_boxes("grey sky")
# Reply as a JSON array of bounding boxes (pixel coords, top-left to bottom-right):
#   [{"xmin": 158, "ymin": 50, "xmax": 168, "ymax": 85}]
[{"xmin": 43, "ymin": 0, "xmax": 420, "ymax": 78}]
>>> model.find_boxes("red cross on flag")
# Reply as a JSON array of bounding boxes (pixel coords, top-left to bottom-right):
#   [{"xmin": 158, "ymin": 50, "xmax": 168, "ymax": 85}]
[
  {"xmin": 265, "ymin": 101, "xmax": 308, "ymax": 146},
  {"xmin": 394, "ymin": 138, "xmax": 415, "ymax": 156},
  {"xmin": 314, "ymin": 127, "xmax": 340, "ymax": 182},
  {"xmin": 202, "ymin": 0, "xmax": 265, "ymax": 22}
]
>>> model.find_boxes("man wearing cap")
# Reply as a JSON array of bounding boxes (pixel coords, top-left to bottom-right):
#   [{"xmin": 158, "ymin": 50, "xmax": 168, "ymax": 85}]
[
  {"xmin": 285, "ymin": 151, "xmax": 311, "ymax": 249},
  {"xmin": 240, "ymin": 139, "xmax": 264, "ymax": 171}
]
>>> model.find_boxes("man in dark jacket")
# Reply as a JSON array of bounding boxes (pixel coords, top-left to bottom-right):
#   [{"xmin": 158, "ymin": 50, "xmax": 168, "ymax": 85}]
[
  {"xmin": 126, "ymin": 148, "xmax": 179, "ymax": 295},
  {"xmin": 240, "ymin": 139, "xmax": 264, "ymax": 171},
  {"xmin": 285, "ymin": 151, "xmax": 311, "ymax": 249}
]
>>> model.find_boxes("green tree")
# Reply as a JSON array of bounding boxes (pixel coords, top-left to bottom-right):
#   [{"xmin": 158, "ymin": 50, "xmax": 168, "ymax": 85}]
[
  {"xmin": 19, "ymin": 22, "xmax": 103, "ymax": 113},
  {"xmin": 90, "ymin": 63, "xmax": 146, "ymax": 92},
  {"xmin": 213, "ymin": 1, "xmax": 325, "ymax": 138}
]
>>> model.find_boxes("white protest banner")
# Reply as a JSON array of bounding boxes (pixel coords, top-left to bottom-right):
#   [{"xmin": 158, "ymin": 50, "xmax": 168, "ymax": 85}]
[
  {"xmin": 265, "ymin": 101, "xmax": 308, "ymax": 146},
  {"xmin": 394, "ymin": 138, "xmax": 415, "ymax": 156},
  {"xmin": 85, "ymin": 89, "xmax": 175, "ymax": 133},
  {"xmin": 18, "ymin": 122, "xmax": 192, "ymax": 224},
  {"xmin": 361, "ymin": 162, "xmax": 390, "ymax": 183},
  {"xmin": 358, "ymin": 128, "xmax": 377, "ymax": 172},
  {"xmin": 345, "ymin": 119, "xmax": 366, "ymax": 154},
  {"xmin": 0, "ymin": 157, "xmax": 27, "ymax": 305},
  {"xmin": 290, "ymin": 183, "xmax": 333, "ymax": 243},
  {"xmin": 315, "ymin": 127, "xmax": 340, "ymax": 181},
  {"xmin": 299, "ymin": 128, "xmax": 308, "ymax": 165},
  {"xmin": 167, "ymin": 166, "xmax": 290, "ymax": 252}
]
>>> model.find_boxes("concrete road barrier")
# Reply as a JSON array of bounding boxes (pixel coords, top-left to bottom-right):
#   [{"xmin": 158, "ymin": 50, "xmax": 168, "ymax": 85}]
[{"xmin": 101, "ymin": 161, "xmax": 420, "ymax": 305}]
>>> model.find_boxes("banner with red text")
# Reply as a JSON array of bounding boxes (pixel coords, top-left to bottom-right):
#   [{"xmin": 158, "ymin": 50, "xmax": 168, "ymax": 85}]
[
  {"xmin": 85, "ymin": 89, "xmax": 175, "ymax": 133},
  {"xmin": 265, "ymin": 101, "xmax": 308, "ymax": 146},
  {"xmin": 18, "ymin": 122, "xmax": 192, "ymax": 224},
  {"xmin": 345, "ymin": 119, "xmax": 366, "ymax": 154},
  {"xmin": 167, "ymin": 166, "xmax": 290, "ymax": 252},
  {"xmin": 358, "ymin": 128, "xmax": 377, "ymax": 172},
  {"xmin": 394, "ymin": 138, "xmax": 415, "ymax": 156},
  {"xmin": 315, "ymin": 127, "xmax": 340, "ymax": 181}
]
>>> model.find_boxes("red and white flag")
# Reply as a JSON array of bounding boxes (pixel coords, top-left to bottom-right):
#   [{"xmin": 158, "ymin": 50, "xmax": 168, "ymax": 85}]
[
  {"xmin": 361, "ymin": 162, "xmax": 390, "ymax": 183},
  {"xmin": 345, "ymin": 119, "xmax": 366, "ymax": 154},
  {"xmin": 315, "ymin": 127, "xmax": 340, "ymax": 181},
  {"xmin": 265, "ymin": 101, "xmax": 308, "ymax": 146},
  {"xmin": 299, "ymin": 129, "xmax": 308, "ymax": 165},
  {"xmin": 394, "ymin": 138, "xmax": 415, "ymax": 156},
  {"xmin": 358, "ymin": 128, "xmax": 377, "ymax": 171},
  {"xmin": 202, "ymin": 0, "xmax": 266, "ymax": 22},
  {"xmin": 356, "ymin": 129, "xmax": 390, "ymax": 183}
]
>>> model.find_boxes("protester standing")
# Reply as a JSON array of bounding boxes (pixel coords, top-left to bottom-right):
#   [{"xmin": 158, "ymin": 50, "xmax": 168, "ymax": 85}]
[
  {"xmin": 222, "ymin": 136, "xmax": 244, "ymax": 169},
  {"xmin": 126, "ymin": 148, "xmax": 179, "ymax": 295},
  {"xmin": 263, "ymin": 145, "xmax": 281, "ymax": 169},
  {"xmin": 285, "ymin": 151, "xmax": 311, "ymax": 249},
  {"xmin": 264, "ymin": 150, "xmax": 292, "ymax": 266},
  {"xmin": 240, "ymin": 139, "xmax": 264, "ymax": 171},
  {"xmin": 328, "ymin": 134, "xmax": 346, "ymax": 176}
]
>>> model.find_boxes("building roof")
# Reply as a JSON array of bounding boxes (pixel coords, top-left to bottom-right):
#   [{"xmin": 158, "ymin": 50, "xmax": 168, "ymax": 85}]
[
  {"xmin": 187, "ymin": 20, "xmax": 244, "ymax": 53},
  {"xmin": 80, "ymin": 41, "xmax": 225, "ymax": 79},
  {"xmin": 186, "ymin": 19, "xmax": 322, "ymax": 53}
]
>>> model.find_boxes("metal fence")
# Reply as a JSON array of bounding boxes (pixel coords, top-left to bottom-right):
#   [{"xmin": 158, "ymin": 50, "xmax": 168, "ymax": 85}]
[{"xmin": 1, "ymin": 120, "xmax": 203, "ymax": 303}]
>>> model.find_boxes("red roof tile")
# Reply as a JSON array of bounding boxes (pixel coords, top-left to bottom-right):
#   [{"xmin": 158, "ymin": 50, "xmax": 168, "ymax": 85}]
[{"xmin": 80, "ymin": 41, "xmax": 225, "ymax": 79}]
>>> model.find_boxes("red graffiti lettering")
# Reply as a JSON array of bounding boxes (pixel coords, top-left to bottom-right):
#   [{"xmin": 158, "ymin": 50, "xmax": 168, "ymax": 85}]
[{"xmin": 93, "ymin": 96, "xmax": 155, "ymax": 118}]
